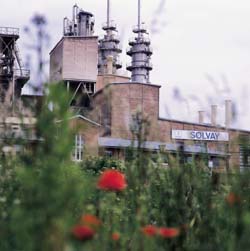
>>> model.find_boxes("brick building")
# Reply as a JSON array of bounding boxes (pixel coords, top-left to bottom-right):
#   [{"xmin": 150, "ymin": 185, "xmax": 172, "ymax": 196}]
[{"xmin": 49, "ymin": 3, "xmax": 250, "ymax": 171}]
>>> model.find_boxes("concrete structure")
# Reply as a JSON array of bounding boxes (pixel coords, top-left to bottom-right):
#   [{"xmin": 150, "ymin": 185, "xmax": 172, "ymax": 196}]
[
  {"xmin": 48, "ymin": 3, "xmax": 250, "ymax": 170},
  {"xmin": 50, "ymin": 5, "xmax": 98, "ymax": 113}
]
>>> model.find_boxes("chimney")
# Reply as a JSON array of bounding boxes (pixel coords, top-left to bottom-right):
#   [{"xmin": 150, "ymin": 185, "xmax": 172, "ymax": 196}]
[
  {"xmin": 225, "ymin": 100, "xmax": 232, "ymax": 128},
  {"xmin": 107, "ymin": 55, "xmax": 113, "ymax": 74},
  {"xmin": 211, "ymin": 105, "xmax": 217, "ymax": 126},
  {"xmin": 198, "ymin": 111, "xmax": 205, "ymax": 124}
]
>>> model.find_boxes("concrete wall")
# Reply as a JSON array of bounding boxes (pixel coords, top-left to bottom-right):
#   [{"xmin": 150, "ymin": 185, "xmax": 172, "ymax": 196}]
[
  {"xmin": 91, "ymin": 81, "xmax": 247, "ymax": 170},
  {"xmin": 62, "ymin": 37, "xmax": 98, "ymax": 81},
  {"xmin": 50, "ymin": 37, "xmax": 98, "ymax": 83},
  {"xmin": 50, "ymin": 39, "xmax": 63, "ymax": 82},
  {"xmin": 96, "ymin": 83, "xmax": 161, "ymax": 138},
  {"xmin": 96, "ymin": 75, "xmax": 130, "ymax": 91}
]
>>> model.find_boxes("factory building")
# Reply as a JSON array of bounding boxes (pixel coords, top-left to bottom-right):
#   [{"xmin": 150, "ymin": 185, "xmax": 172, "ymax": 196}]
[
  {"xmin": 49, "ymin": 1, "xmax": 250, "ymax": 171},
  {"xmin": 0, "ymin": 1, "xmax": 247, "ymax": 169},
  {"xmin": 49, "ymin": 0, "xmax": 250, "ymax": 171}
]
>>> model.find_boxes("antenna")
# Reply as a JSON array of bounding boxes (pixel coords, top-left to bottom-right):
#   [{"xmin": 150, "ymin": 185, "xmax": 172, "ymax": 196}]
[
  {"xmin": 107, "ymin": 0, "xmax": 110, "ymax": 28},
  {"xmin": 138, "ymin": 0, "xmax": 141, "ymax": 31}
]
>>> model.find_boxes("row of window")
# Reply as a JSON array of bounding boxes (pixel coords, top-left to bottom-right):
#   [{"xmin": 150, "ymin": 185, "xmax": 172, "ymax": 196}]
[{"xmin": 72, "ymin": 136, "xmax": 247, "ymax": 170}]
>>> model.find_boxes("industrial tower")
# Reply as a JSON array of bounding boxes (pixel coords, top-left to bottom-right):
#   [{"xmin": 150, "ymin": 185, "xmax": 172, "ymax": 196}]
[
  {"xmin": 126, "ymin": 0, "xmax": 153, "ymax": 83},
  {"xmin": 50, "ymin": 4, "xmax": 98, "ymax": 114},
  {"xmin": 98, "ymin": 0, "xmax": 122, "ymax": 74},
  {"xmin": 0, "ymin": 27, "xmax": 30, "ymax": 107}
]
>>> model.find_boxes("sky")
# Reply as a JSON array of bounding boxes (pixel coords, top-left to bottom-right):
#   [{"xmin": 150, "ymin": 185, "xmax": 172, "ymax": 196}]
[{"xmin": 1, "ymin": 0, "xmax": 250, "ymax": 129}]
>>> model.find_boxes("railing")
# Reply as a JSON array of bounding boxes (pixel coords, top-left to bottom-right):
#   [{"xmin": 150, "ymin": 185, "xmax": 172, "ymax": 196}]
[
  {"xmin": 126, "ymin": 61, "xmax": 153, "ymax": 69},
  {"xmin": 126, "ymin": 46, "xmax": 153, "ymax": 54},
  {"xmin": 107, "ymin": 34, "xmax": 120, "ymax": 42},
  {"xmin": 0, "ymin": 27, "xmax": 19, "ymax": 36},
  {"xmin": 101, "ymin": 33, "xmax": 120, "ymax": 43},
  {"xmin": 102, "ymin": 21, "xmax": 117, "ymax": 30},
  {"xmin": 99, "ymin": 43, "xmax": 122, "ymax": 51},
  {"xmin": 115, "ymin": 59, "xmax": 122, "ymax": 67},
  {"xmin": 132, "ymin": 24, "xmax": 147, "ymax": 33},
  {"xmin": 14, "ymin": 68, "xmax": 30, "ymax": 78}
]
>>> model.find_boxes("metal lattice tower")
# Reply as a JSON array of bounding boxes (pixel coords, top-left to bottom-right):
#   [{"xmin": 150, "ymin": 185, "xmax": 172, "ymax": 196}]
[
  {"xmin": 63, "ymin": 4, "xmax": 95, "ymax": 37},
  {"xmin": 0, "ymin": 27, "xmax": 30, "ymax": 103},
  {"xmin": 126, "ymin": 0, "xmax": 153, "ymax": 83},
  {"xmin": 98, "ymin": 0, "xmax": 122, "ymax": 74}
]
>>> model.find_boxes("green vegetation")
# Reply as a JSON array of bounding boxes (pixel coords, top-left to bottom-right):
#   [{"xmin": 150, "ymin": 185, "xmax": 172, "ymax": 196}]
[{"xmin": 1, "ymin": 85, "xmax": 250, "ymax": 251}]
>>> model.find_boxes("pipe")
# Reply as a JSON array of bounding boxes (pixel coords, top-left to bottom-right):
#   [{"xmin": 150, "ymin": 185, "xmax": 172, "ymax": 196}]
[
  {"xmin": 225, "ymin": 100, "xmax": 232, "ymax": 128},
  {"xmin": 211, "ymin": 105, "xmax": 217, "ymax": 126},
  {"xmin": 198, "ymin": 111, "xmax": 205, "ymax": 124},
  {"xmin": 63, "ymin": 17, "xmax": 68, "ymax": 35},
  {"xmin": 73, "ymin": 4, "xmax": 78, "ymax": 35},
  {"xmin": 107, "ymin": 56, "xmax": 113, "ymax": 74}
]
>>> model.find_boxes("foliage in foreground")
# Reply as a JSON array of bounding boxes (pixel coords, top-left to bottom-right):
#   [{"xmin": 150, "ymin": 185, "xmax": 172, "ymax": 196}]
[{"xmin": 1, "ymin": 86, "xmax": 250, "ymax": 251}]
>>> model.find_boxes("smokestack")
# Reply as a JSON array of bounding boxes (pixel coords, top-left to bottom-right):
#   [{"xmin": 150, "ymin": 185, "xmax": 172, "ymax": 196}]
[
  {"xmin": 225, "ymin": 100, "xmax": 232, "ymax": 128},
  {"xmin": 198, "ymin": 111, "xmax": 205, "ymax": 124},
  {"xmin": 107, "ymin": 55, "xmax": 113, "ymax": 74},
  {"xmin": 211, "ymin": 105, "xmax": 217, "ymax": 126}
]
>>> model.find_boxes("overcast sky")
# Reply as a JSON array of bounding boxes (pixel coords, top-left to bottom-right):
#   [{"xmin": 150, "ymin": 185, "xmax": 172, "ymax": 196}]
[{"xmin": 1, "ymin": 0, "xmax": 250, "ymax": 129}]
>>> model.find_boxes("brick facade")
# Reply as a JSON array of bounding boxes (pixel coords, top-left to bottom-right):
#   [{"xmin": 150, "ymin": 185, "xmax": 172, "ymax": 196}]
[{"xmin": 84, "ymin": 80, "xmax": 249, "ymax": 170}]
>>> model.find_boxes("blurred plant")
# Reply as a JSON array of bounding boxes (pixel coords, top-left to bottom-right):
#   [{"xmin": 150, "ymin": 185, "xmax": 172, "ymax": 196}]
[
  {"xmin": 150, "ymin": 0, "xmax": 168, "ymax": 35},
  {"xmin": 23, "ymin": 14, "xmax": 50, "ymax": 93},
  {"xmin": 1, "ymin": 84, "xmax": 250, "ymax": 250},
  {"xmin": 0, "ymin": 85, "xmax": 87, "ymax": 251}
]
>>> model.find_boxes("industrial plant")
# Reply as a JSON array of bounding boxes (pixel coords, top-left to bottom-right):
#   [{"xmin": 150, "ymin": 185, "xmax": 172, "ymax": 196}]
[{"xmin": 1, "ymin": 0, "xmax": 250, "ymax": 170}]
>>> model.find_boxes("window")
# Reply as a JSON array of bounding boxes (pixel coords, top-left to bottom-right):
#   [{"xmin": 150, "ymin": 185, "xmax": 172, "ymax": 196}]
[
  {"xmin": 72, "ymin": 134, "xmax": 84, "ymax": 161},
  {"xmin": 239, "ymin": 144, "xmax": 250, "ymax": 170},
  {"xmin": 104, "ymin": 150, "xmax": 113, "ymax": 157},
  {"xmin": 210, "ymin": 157, "xmax": 220, "ymax": 168}
]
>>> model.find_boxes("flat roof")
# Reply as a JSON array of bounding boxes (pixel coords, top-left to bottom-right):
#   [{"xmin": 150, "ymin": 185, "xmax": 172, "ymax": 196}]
[
  {"xmin": 159, "ymin": 117, "xmax": 250, "ymax": 133},
  {"xmin": 49, "ymin": 35, "xmax": 98, "ymax": 55},
  {"xmin": 98, "ymin": 137, "xmax": 228, "ymax": 156},
  {"xmin": 93, "ymin": 81, "xmax": 161, "ymax": 97}
]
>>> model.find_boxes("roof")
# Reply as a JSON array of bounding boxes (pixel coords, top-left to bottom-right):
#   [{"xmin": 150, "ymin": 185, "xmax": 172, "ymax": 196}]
[
  {"xmin": 98, "ymin": 137, "xmax": 227, "ymax": 156},
  {"xmin": 93, "ymin": 82, "xmax": 161, "ymax": 97},
  {"xmin": 159, "ymin": 117, "xmax": 250, "ymax": 133},
  {"xmin": 78, "ymin": 10, "xmax": 94, "ymax": 17},
  {"xmin": 49, "ymin": 35, "xmax": 98, "ymax": 55}
]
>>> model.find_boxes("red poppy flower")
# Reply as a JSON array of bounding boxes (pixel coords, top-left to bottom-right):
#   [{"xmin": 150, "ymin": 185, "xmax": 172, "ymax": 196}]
[
  {"xmin": 226, "ymin": 192, "xmax": 241, "ymax": 206},
  {"xmin": 97, "ymin": 169, "xmax": 127, "ymax": 191},
  {"xmin": 81, "ymin": 214, "xmax": 102, "ymax": 229},
  {"xmin": 158, "ymin": 227, "xmax": 180, "ymax": 238},
  {"xmin": 72, "ymin": 225, "xmax": 95, "ymax": 241},
  {"xmin": 112, "ymin": 232, "xmax": 120, "ymax": 241},
  {"xmin": 141, "ymin": 225, "xmax": 158, "ymax": 237}
]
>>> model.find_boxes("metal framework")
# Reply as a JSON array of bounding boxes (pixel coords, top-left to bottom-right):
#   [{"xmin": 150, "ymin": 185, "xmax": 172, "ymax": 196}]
[
  {"xmin": 63, "ymin": 4, "xmax": 95, "ymax": 37},
  {"xmin": 98, "ymin": 0, "xmax": 122, "ymax": 74},
  {"xmin": 0, "ymin": 26, "xmax": 30, "ymax": 105},
  {"xmin": 126, "ymin": 0, "xmax": 153, "ymax": 83}
]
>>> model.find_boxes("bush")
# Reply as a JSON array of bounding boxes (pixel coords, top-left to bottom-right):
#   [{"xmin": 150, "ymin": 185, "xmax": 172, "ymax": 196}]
[{"xmin": 1, "ymin": 85, "xmax": 250, "ymax": 251}]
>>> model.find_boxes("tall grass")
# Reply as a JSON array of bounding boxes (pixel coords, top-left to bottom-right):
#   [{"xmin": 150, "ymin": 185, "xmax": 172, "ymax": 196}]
[{"xmin": 0, "ymin": 85, "xmax": 250, "ymax": 251}]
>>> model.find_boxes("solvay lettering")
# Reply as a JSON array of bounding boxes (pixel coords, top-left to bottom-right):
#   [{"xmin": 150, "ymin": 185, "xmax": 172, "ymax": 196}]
[{"xmin": 172, "ymin": 130, "xmax": 229, "ymax": 142}]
